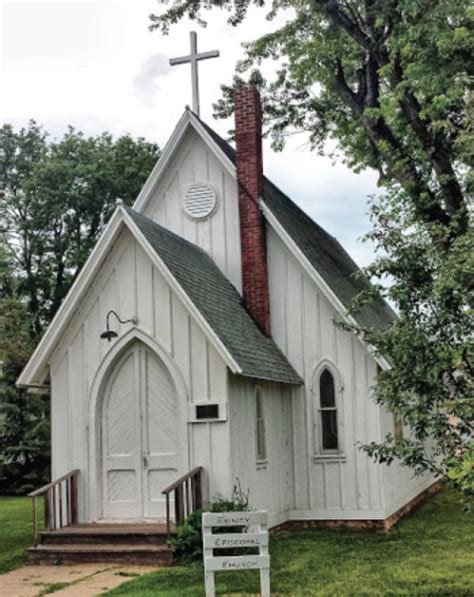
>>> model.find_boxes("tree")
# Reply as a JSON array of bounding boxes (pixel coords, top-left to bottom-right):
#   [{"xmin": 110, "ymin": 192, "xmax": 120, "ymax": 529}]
[
  {"xmin": 0, "ymin": 122, "xmax": 160, "ymax": 333},
  {"xmin": 0, "ymin": 247, "xmax": 49, "ymax": 494},
  {"xmin": 151, "ymin": 0, "xmax": 473, "ymax": 495},
  {"xmin": 0, "ymin": 123, "xmax": 160, "ymax": 492}
]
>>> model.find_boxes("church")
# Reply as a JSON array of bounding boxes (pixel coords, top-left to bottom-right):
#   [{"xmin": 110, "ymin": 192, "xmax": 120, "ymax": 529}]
[{"xmin": 19, "ymin": 82, "xmax": 437, "ymax": 561}]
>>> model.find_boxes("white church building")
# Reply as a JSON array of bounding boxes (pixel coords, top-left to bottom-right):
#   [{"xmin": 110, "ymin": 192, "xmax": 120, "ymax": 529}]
[{"xmin": 19, "ymin": 86, "xmax": 437, "ymax": 561}]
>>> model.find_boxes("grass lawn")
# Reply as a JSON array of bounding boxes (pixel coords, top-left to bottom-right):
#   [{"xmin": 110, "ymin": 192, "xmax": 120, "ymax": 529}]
[
  {"xmin": 104, "ymin": 485, "xmax": 474, "ymax": 597},
  {"xmin": 0, "ymin": 495, "xmax": 43, "ymax": 574}
]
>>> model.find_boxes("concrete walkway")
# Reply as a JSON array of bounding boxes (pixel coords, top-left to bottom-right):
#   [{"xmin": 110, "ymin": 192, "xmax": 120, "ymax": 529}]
[{"xmin": 1, "ymin": 563, "xmax": 157, "ymax": 597}]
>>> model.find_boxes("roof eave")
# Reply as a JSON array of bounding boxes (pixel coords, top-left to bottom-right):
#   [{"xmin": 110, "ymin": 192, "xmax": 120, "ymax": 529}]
[
  {"xmin": 17, "ymin": 208, "xmax": 127, "ymax": 389},
  {"xmin": 261, "ymin": 200, "xmax": 392, "ymax": 372}
]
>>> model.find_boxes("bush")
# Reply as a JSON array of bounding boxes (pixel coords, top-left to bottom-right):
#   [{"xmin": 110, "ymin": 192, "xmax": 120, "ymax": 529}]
[{"xmin": 169, "ymin": 480, "xmax": 250, "ymax": 562}]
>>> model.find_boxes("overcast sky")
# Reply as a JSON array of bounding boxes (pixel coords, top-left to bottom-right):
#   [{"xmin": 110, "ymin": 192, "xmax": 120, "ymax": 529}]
[{"xmin": 0, "ymin": 0, "xmax": 380, "ymax": 266}]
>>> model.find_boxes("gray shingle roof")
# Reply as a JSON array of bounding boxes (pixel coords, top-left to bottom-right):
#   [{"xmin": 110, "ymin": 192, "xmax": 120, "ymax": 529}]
[
  {"xmin": 198, "ymin": 117, "xmax": 397, "ymax": 331},
  {"xmin": 125, "ymin": 206, "xmax": 302, "ymax": 385}
]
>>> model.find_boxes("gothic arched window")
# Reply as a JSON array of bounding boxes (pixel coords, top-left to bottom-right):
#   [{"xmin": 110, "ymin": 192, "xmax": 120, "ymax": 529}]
[{"xmin": 318, "ymin": 367, "xmax": 339, "ymax": 451}]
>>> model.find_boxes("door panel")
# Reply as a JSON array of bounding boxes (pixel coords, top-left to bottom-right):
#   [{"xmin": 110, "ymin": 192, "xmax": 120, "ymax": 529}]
[
  {"xmin": 103, "ymin": 349, "xmax": 142, "ymax": 518},
  {"xmin": 102, "ymin": 342, "xmax": 179, "ymax": 520},
  {"xmin": 141, "ymin": 347, "xmax": 178, "ymax": 518}
]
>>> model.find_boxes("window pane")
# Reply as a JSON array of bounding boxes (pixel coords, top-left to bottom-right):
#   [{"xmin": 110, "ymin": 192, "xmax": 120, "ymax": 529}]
[
  {"xmin": 320, "ymin": 369, "xmax": 335, "ymax": 407},
  {"xmin": 256, "ymin": 420, "xmax": 266, "ymax": 460},
  {"xmin": 321, "ymin": 410, "xmax": 338, "ymax": 450},
  {"xmin": 256, "ymin": 389, "xmax": 263, "ymax": 418},
  {"xmin": 256, "ymin": 389, "xmax": 266, "ymax": 460}
]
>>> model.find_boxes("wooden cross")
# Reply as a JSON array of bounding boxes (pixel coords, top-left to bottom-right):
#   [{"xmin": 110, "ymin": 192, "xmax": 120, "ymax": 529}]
[{"xmin": 169, "ymin": 31, "xmax": 220, "ymax": 117}]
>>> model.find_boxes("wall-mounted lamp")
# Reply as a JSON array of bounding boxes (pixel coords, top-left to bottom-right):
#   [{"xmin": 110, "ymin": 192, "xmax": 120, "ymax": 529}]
[{"xmin": 100, "ymin": 310, "xmax": 138, "ymax": 342}]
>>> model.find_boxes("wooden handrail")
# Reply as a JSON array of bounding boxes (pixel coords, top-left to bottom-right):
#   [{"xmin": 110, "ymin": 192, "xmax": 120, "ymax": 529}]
[
  {"xmin": 28, "ymin": 469, "xmax": 79, "ymax": 544},
  {"xmin": 161, "ymin": 466, "xmax": 203, "ymax": 495},
  {"xmin": 28, "ymin": 469, "xmax": 80, "ymax": 498},
  {"xmin": 162, "ymin": 466, "xmax": 203, "ymax": 539}
]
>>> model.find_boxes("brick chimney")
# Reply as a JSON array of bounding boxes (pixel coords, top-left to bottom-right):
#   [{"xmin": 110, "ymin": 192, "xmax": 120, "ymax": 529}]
[{"xmin": 234, "ymin": 86, "xmax": 271, "ymax": 336}]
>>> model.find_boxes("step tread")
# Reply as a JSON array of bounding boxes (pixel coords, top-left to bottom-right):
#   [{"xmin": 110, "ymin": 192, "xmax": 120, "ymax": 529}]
[
  {"xmin": 28, "ymin": 543, "xmax": 173, "ymax": 553},
  {"xmin": 43, "ymin": 523, "xmax": 172, "ymax": 535}
]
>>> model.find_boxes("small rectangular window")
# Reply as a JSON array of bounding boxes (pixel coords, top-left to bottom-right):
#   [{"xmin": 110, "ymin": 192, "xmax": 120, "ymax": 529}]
[
  {"xmin": 255, "ymin": 388, "xmax": 266, "ymax": 462},
  {"xmin": 196, "ymin": 404, "xmax": 219, "ymax": 420}
]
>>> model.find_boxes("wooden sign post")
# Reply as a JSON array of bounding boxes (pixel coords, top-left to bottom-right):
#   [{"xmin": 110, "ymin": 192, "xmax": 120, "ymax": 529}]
[{"xmin": 202, "ymin": 510, "xmax": 270, "ymax": 597}]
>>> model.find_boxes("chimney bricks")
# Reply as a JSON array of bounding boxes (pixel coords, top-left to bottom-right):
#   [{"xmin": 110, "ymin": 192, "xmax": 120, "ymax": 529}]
[{"xmin": 234, "ymin": 86, "xmax": 271, "ymax": 337}]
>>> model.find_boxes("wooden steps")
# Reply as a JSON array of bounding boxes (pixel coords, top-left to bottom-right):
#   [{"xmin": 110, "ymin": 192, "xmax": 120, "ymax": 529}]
[{"xmin": 27, "ymin": 523, "xmax": 175, "ymax": 565}]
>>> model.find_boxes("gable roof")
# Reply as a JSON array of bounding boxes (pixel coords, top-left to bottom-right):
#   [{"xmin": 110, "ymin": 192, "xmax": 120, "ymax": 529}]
[
  {"xmin": 196, "ymin": 117, "xmax": 397, "ymax": 332},
  {"xmin": 18, "ymin": 204, "xmax": 301, "ymax": 389},
  {"xmin": 124, "ymin": 207, "xmax": 301, "ymax": 385}
]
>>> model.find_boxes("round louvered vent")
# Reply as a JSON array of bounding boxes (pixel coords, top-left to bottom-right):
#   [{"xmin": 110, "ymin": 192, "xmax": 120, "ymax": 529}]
[{"xmin": 183, "ymin": 182, "xmax": 217, "ymax": 220}]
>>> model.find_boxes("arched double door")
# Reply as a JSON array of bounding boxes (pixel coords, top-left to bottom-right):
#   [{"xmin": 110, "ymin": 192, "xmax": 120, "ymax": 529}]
[{"xmin": 101, "ymin": 341, "xmax": 179, "ymax": 520}]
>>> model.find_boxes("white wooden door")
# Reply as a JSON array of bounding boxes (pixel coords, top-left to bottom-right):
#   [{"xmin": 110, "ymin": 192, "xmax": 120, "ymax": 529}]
[{"xmin": 102, "ymin": 342, "xmax": 178, "ymax": 520}]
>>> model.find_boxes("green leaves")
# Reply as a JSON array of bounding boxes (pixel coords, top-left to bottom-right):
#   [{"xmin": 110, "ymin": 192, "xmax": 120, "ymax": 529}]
[{"xmin": 0, "ymin": 122, "xmax": 160, "ymax": 333}]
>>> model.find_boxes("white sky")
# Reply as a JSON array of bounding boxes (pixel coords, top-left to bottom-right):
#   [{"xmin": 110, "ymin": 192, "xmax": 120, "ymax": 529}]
[{"xmin": 0, "ymin": 0, "xmax": 380, "ymax": 266}]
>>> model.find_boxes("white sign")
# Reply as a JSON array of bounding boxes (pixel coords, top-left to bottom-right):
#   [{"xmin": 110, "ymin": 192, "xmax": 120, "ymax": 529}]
[{"xmin": 202, "ymin": 510, "xmax": 270, "ymax": 597}]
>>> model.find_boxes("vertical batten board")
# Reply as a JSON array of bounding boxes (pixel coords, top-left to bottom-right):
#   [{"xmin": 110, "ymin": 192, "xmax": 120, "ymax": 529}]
[
  {"xmin": 291, "ymin": 384, "xmax": 310, "ymax": 511},
  {"xmin": 209, "ymin": 160, "xmax": 227, "ymax": 275},
  {"xmin": 222, "ymin": 165, "xmax": 241, "ymax": 293},
  {"xmin": 152, "ymin": 267, "xmax": 172, "ymax": 353},
  {"xmin": 207, "ymin": 343, "xmax": 227, "ymax": 402},
  {"xmin": 350, "ymin": 337, "xmax": 362, "ymax": 511},
  {"xmin": 353, "ymin": 338, "xmax": 370, "ymax": 510},
  {"xmin": 170, "ymin": 294, "xmax": 191, "ymax": 393},
  {"xmin": 152, "ymin": 191, "xmax": 168, "ymax": 227},
  {"xmin": 84, "ymin": 299, "xmax": 101, "ymax": 394},
  {"xmin": 134, "ymin": 243, "xmax": 154, "ymax": 334},
  {"xmin": 336, "ymin": 326, "xmax": 358, "ymax": 510},
  {"xmin": 209, "ymin": 423, "xmax": 230, "ymax": 498},
  {"xmin": 68, "ymin": 327, "xmax": 86, "ymax": 521},
  {"xmin": 302, "ymin": 276, "xmax": 317, "ymax": 510},
  {"xmin": 116, "ymin": 238, "xmax": 135, "ymax": 323},
  {"xmin": 267, "ymin": 227, "xmax": 288, "ymax": 353},
  {"xmin": 285, "ymin": 253, "xmax": 304, "ymax": 374},
  {"xmin": 189, "ymin": 319, "xmax": 209, "ymax": 403},
  {"xmin": 324, "ymin": 462, "xmax": 341, "ymax": 510},
  {"xmin": 337, "ymin": 330, "xmax": 358, "ymax": 511},
  {"xmin": 169, "ymin": 168, "xmax": 185, "ymax": 240},
  {"xmin": 190, "ymin": 424, "xmax": 211, "ymax": 500},
  {"xmin": 51, "ymin": 352, "xmax": 70, "ymax": 479},
  {"xmin": 312, "ymin": 464, "xmax": 326, "ymax": 510},
  {"xmin": 365, "ymin": 355, "xmax": 381, "ymax": 511},
  {"xmin": 282, "ymin": 385, "xmax": 296, "ymax": 511}
]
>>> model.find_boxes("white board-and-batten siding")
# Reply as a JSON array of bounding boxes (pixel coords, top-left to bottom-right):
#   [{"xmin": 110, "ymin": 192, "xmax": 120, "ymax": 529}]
[
  {"xmin": 49, "ymin": 227, "xmax": 230, "ymax": 522},
  {"xmin": 228, "ymin": 377, "xmax": 295, "ymax": 528},
  {"xmin": 266, "ymin": 225, "xmax": 384, "ymax": 518},
  {"xmin": 266, "ymin": 224, "xmax": 434, "ymax": 519},
  {"xmin": 143, "ymin": 128, "xmax": 242, "ymax": 294}
]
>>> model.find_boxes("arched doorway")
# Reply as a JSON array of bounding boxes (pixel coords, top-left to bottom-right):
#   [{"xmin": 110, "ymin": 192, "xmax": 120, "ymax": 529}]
[{"xmin": 101, "ymin": 340, "xmax": 179, "ymax": 520}]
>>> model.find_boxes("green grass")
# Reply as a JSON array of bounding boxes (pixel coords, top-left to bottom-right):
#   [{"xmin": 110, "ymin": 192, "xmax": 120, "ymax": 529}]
[
  {"xmin": 104, "ymin": 486, "xmax": 474, "ymax": 597},
  {"xmin": 0, "ymin": 495, "xmax": 43, "ymax": 574}
]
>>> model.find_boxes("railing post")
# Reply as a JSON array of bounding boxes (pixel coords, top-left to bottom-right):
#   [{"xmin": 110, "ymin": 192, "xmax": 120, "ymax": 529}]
[
  {"xmin": 45, "ymin": 488, "xmax": 51, "ymax": 530},
  {"xmin": 58, "ymin": 483, "xmax": 63, "ymax": 528},
  {"xmin": 32, "ymin": 496, "xmax": 37, "ymax": 544},
  {"xmin": 195, "ymin": 469, "xmax": 202, "ymax": 509},
  {"xmin": 166, "ymin": 493, "xmax": 170, "ymax": 540},
  {"xmin": 71, "ymin": 472, "xmax": 78, "ymax": 524}
]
